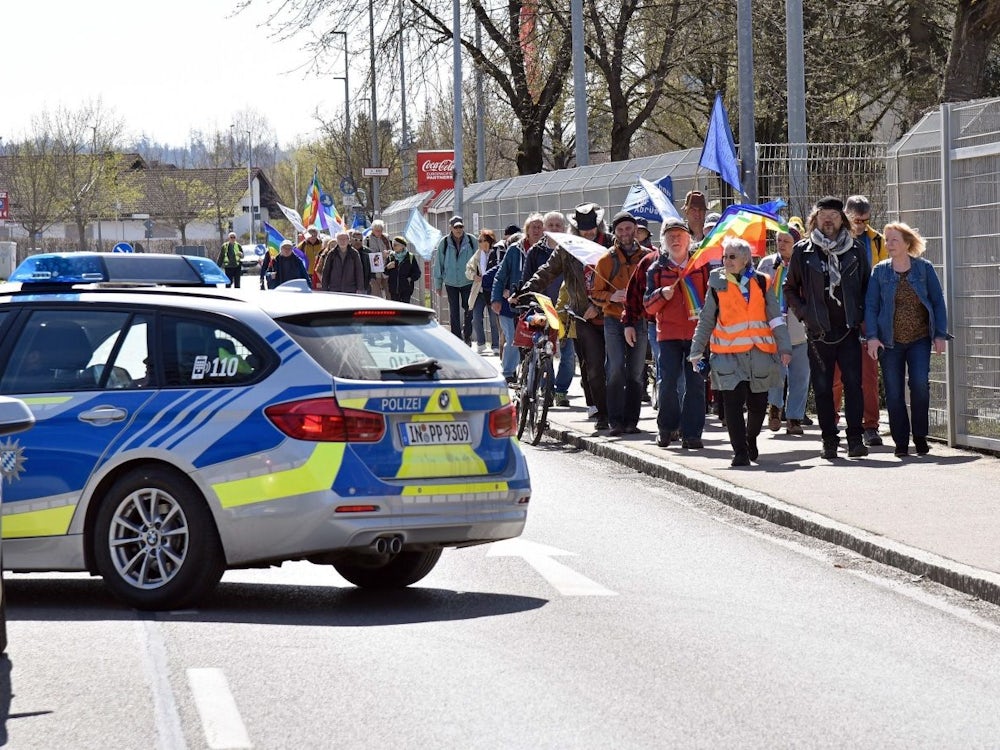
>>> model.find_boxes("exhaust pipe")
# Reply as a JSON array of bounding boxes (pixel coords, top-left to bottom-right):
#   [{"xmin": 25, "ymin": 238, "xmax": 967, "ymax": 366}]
[{"xmin": 372, "ymin": 535, "xmax": 404, "ymax": 554}]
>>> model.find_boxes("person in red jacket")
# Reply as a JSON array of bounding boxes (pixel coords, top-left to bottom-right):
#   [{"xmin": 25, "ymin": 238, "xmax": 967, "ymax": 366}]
[{"xmin": 642, "ymin": 217, "xmax": 710, "ymax": 449}]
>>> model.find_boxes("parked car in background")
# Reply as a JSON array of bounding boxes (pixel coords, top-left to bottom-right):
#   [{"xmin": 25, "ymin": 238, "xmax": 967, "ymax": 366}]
[{"xmin": 0, "ymin": 253, "xmax": 530, "ymax": 611}]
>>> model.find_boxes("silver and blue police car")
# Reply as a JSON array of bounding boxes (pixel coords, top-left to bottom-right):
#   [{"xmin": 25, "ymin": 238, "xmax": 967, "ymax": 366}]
[{"xmin": 0, "ymin": 253, "xmax": 530, "ymax": 610}]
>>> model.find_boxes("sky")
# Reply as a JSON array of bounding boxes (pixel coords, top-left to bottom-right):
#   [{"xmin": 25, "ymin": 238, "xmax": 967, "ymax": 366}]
[{"xmin": 1, "ymin": 1, "xmax": 336, "ymax": 148}]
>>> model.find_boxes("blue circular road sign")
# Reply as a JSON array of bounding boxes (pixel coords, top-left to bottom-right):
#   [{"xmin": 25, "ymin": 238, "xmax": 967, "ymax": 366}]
[{"xmin": 113, "ymin": 242, "xmax": 134, "ymax": 253}]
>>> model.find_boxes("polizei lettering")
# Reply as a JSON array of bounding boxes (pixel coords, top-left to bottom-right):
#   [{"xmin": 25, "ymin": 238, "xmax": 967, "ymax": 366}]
[{"xmin": 380, "ymin": 396, "xmax": 424, "ymax": 412}]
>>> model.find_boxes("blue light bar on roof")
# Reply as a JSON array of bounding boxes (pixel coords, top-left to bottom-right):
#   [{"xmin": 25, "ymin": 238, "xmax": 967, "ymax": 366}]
[{"xmin": 9, "ymin": 253, "xmax": 230, "ymax": 286}]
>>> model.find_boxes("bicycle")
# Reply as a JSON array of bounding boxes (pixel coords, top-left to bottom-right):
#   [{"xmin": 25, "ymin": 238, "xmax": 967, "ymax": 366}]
[{"xmin": 511, "ymin": 294, "xmax": 560, "ymax": 445}]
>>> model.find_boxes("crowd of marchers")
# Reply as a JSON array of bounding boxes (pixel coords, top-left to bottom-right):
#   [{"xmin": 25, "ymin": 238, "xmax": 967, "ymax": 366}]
[{"xmin": 432, "ymin": 192, "xmax": 950, "ymax": 468}]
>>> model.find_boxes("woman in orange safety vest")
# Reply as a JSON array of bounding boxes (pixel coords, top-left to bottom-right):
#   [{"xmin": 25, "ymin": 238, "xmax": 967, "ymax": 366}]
[{"xmin": 689, "ymin": 238, "xmax": 792, "ymax": 467}]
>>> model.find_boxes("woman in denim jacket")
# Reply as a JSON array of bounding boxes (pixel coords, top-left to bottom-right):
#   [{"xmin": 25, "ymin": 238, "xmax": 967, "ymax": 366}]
[{"xmin": 864, "ymin": 222, "xmax": 950, "ymax": 457}]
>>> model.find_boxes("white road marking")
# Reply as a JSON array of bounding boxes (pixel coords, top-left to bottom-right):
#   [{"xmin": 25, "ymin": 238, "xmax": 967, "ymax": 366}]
[
  {"xmin": 488, "ymin": 538, "xmax": 617, "ymax": 596},
  {"xmin": 136, "ymin": 619, "xmax": 188, "ymax": 750},
  {"xmin": 187, "ymin": 668, "xmax": 252, "ymax": 749}
]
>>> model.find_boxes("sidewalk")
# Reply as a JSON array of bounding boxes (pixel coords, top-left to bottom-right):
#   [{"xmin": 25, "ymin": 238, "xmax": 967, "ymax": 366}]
[{"xmin": 536, "ymin": 374, "xmax": 1000, "ymax": 604}]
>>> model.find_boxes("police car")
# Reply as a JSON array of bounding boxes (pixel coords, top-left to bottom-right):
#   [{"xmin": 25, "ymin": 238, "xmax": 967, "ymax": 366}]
[{"xmin": 0, "ymin": 253, "xmax": 530, "ymax": 610}]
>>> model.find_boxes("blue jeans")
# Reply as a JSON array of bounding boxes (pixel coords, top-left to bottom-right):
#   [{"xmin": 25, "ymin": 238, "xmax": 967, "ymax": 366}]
[
  {"xmin": 879, "ymin": 337, "xmax": 931, "ymax": 450},
  {"xmin": 472, "ymin": 291, "xmax": 499, "ymax": 348},
  {"xmin": 555, "ymin": 337, "xmax": 576, "ymax": 394},
  {"xmin": 499, "ymin": 315, "xmax": 518, "ymax": 378},
  {"xmin": 657, "ymin": 339, "xmax": 706, "ymax": 439},
  {"xmin": 446, "ymin": 284, "xmax": 473, "ymax": 343},
  {"xmin": 604, "ymin": 318, "xmax": 647, "ymax": 428},
  {"xmin": 768, "ymin": 342, "xmax": 810, "ymax": 420}
]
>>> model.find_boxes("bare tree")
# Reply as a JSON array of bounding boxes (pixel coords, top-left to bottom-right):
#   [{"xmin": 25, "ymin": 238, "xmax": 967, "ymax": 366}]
[
  {"xmin": 146, "ymin": 169, "xmax": 216, "ymax": 246},
  {"xmin": 0, "ymin": 133, "xmax": 63, "ymax": 250}
]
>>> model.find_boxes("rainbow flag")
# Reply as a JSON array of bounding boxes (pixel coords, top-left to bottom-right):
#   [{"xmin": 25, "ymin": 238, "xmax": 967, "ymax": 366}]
[
  {"xmin": 770, "ymin": 263, "xmax": 787, "ymax": 313},
  {"xmin": 301, "ymin": 168, "xmax": 322, "ymax": 230},
  {"xmin": 262, "ymin": 221, "xmax": 307, "ymax": 265},
  {"xmin": 686, "ymin": 202, "xmax": 788, "ymax": 275},
  {"xmin": 679, "ymin": 275, "xmax": 705, "ymax": 320}
]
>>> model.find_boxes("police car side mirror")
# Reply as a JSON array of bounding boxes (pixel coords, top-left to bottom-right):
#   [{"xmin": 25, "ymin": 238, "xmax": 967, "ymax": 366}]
[{"xmin": 0, "ymin": 397, "xmax": 35, "ymax": 437}]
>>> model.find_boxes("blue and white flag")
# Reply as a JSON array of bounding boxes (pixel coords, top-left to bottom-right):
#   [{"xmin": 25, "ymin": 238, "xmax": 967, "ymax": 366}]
[
  {"xmin": 622, "ymin": 176, "xmax": 674, "ymax": 222},
  {"xmin": 545, "ymin": 232, "xmax": 609, "ymax": 267},
  {"xmin": 699, "ymin": 92, "xmax": 744, "ymax": 195},
  {"xmin": 639, "ymin": 178, "xmax": 685, "ymax": 223},
  {"xmin": 276, "ymin": 203, "xmax": 306, "ymax": 234},
  {"xmin": 403, "ymin": 208, "xmax": 442, "ymax": 260}
]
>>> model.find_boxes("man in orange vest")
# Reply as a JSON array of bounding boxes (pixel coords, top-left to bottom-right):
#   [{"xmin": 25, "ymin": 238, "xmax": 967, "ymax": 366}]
[{"xmin": 689, "ymin": 238, "xmax": 792, "ymax": 466}]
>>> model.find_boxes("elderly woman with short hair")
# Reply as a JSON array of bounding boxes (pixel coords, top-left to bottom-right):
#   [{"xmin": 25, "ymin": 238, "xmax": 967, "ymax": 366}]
[
  {"xmin": 689, "ymin": 238, "xmax": 792, "ymax": 466},
  {"xmin": 864, "ymin": 222, "xmax": 949, "ymax": 457}
]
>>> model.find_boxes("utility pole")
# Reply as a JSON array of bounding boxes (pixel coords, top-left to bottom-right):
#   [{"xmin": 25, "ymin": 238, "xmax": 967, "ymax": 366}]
[
  {"xmin": 399, "ymin": 0, "xmax": 410, "ymax": 194},
  {"xmin": 369, "ymin": 0, "xmax": 381, "ymax": 216},
  {"xmin": 330, "ymin": 30, "xmax": 351, "ymax": 181},
  {"xmin": 452, "ymin": 0, "xmax": 463, "ymax": 216},
  {"xmin": 475, "ymin": 20, "xmax": 486, "ymax": 182},
  {"xmin": 786, "ymin": 0, "xmax": 808, "ymax": 218},
  {"xmin": 247, "ymin": 130, "xmax": 254, "ymax": 243},
  {"xmin": 92, "ymin": 126, "xmax": 103, "ymax": 251},
  {"xmin": 736, "ymin": 0, "xmax": 758, "ymax": 202},
  {"xmin": 571, "ymin": 0, "xmax": 589, "ymax": 167}
]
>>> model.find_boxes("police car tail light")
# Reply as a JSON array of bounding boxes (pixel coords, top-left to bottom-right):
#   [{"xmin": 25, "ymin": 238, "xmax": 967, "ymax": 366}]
[
  {"xmin": 265, "ymin": 398, "xmax": 385, "ymax": 442},
  {"xmin": 489, "ymin": 403, "xmax": 517, "ymax": 438}
]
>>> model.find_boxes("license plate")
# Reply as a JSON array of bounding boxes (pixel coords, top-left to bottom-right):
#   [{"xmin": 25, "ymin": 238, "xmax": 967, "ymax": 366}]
[{"xmin": 400, "ymin": 421, "xmax": 472, "ymax": 446}]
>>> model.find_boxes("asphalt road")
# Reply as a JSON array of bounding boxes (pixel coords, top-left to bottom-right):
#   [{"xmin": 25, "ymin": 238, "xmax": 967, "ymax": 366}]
[{"xmin": 4, "ymin": 446, "xmax": 1000, "ymax": 748}]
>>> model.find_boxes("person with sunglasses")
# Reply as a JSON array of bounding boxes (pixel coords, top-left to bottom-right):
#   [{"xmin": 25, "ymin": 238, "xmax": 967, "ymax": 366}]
[{"xmin": 689, "ymin": 238, "xmax": 792, "ymax": 466}]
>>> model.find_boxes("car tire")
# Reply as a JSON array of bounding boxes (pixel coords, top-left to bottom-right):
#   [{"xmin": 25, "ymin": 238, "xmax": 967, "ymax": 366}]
[
  {"xmin": 332, "ymin": 548, "xmax": 442, "ymax": 589},
  {"xmin": 93, "ymin": 467, "xmax": 225, "ymax": 611}
]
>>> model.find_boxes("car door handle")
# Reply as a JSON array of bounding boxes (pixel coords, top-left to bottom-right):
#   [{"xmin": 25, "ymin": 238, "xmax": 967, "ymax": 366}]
[{"xmin": 79, "ymin": 406, "xmax": 128, "ymax": 425}]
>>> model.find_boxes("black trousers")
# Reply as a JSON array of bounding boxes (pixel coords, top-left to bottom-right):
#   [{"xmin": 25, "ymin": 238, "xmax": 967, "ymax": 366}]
[
  {"xmin": 574, "ymin": 319, "xmax": 607, "ymax": 420},
  {"xmin": 225, "ymin": 267, "xmax": 241, "ymax": 288},
  {"xmin": 808, "ymin": 331, "xmax": 863, "ymax": 444},
  {"xmin": 721, "ymin": 383, "xmax": 767, "ymax": 459}
]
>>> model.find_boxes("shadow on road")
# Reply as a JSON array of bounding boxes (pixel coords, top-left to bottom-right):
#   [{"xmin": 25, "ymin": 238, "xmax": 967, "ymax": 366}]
[{"xmin": 3, "ymin": 577, "xmax": 548, "ymax": 627}]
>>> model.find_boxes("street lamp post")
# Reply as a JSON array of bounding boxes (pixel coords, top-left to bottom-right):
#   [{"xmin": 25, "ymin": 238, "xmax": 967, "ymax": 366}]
[
  {"xmin": 247, "ymin": 129, "xmax": 254, "ymax": 244},
  {"xmin": 329, "ymin": 30, "xmax": 352, "ymax": 181},
  {"xmin": 368, "ymin": 0, "xmax": 381, "ymax": 216},
  {"xmin": 91, "ymin": 126, "xmax": 103, "ymax": 251}
]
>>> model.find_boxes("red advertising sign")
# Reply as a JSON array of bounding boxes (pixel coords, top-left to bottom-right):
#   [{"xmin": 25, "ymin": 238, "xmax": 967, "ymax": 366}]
[
  {"xmin": 0, "ymin": 191, "xmax": 8, "ymax": 220},
  {"xmin": 416, "ymin": 150, "xmax": 455, "ymax": 198}
]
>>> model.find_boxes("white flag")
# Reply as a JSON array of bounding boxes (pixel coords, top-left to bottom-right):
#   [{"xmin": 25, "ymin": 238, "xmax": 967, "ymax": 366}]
[
  {"xmin": 277, "ymin": 203, "xmax": 306, "ymax": 234},
  {"xmin": 639, "ymin": 178, "xmax": 684, "ymax": 222},
  {"xmin": 545, "ymin": 231, "xmax": 609, "ymax": 267},
  {"xmin": 403, "ymin": 208, "xmax": 443, "ymax": 260}
]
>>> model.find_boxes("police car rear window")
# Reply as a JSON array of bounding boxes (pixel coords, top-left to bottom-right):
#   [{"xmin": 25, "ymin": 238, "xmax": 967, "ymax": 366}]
[{"xmin": 278, "ymin": 314, "xmax": 497, "ymax": 381}]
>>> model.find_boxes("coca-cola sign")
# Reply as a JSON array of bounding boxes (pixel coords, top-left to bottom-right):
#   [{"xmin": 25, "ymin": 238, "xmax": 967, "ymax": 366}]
[{"xmin": 416, "ymin": 150, "xmax": 455, "ymax": 197}]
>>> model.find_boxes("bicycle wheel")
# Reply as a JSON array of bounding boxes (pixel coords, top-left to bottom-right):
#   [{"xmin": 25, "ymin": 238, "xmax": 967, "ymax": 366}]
[
  {"xmin": 516, "ymin": 355, "xmax": 537, "ymax": 440},
  {"xmin": 529, "ymin": 356, "xmax": 554, "ymax": 445}
]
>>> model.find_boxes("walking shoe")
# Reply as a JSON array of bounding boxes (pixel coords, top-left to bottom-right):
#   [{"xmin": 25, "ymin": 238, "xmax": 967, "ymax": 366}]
[
  {"xmin": 821, "ymin": 442, "xmax": 838, "ymax": 460},
  {"xmin": 624, "ymin": 425, "xmax": 642, "ymax": 434},
  {"xmin": 894, "ymin": 445, "xmax": 909, "ymax": 457},
  {"xmin": 801, "ymin": 415, "xmax": 814, "ymax": 426},
  {"xmin": 747, "ymin": 436, "xmax": 759, "ymax": 461},
  {"xmin": 656, "ymin": 433, "xmax": 672, "ymax": 448},
  {"xmin": 609, "ymin": 425, "xmax": 624, "ymax": 437},
  {"xmin": 492, "ymin": 347, "xmax": 501, "ymax": 356},
  {"xmin": 847, "ymin": 442, "xmax": 869, "ymax": 458},
  {"xmin": 731, "ymin": 453, "xmax": 751, "ymax": 467},
  {"xmin": 587, "ymin": 405, "xmax": 599, "ymax": 419},
  {"xmin": 681, "ymin": 437, "xmax": 703, "ymax": 449},
  {"xmin": 595, "ymin": 419, "xmax": 610, "ymax": 431},
  {"xmin": 863, "ymin": 428, "xmax": 883, "ymax": 447},
  {"xmin": 914, "ymin": 436, "xmax": 930, "ymax": 455},
  {"xmin": 669, "ymin": 429, "xmax": 681, "ymax": 442},
  {"xmin": 477, "ymin": 343, "xmax": 489, "ymax": 354},
  {"xmin": 768, "ymin": 405, "xmax": 782, "ymax": 432},
  {"xmin": 554, "ymin": 392, "xmax": 570, "ymax": 407},
  {"xmin": 504, "ymin": 375, "xmax": 518, "ymax": 386},
  {"xmin": 786, "ymin": 419, "xmax": 804, "ymax": 435}
]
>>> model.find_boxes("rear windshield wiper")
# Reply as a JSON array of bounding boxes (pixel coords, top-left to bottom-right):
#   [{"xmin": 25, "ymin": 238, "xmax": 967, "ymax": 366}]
[{"xmin": 381, "ymin": 358, "xmax": 442, "ymax": 377}]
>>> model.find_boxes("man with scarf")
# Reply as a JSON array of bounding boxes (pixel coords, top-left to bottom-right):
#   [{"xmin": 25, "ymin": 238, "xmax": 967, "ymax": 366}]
[{"xmin": 784, "ymin": 196, "xmax": 871, "ymax": 459}]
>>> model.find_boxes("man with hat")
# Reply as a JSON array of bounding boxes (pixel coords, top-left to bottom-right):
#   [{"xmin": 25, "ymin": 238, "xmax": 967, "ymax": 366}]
[
  {"xmin": 259, "ymin": 239, "xmax": 309, "ymax": 288},
  {"xmin": 683, "ymin": 190, "xmax": 709, "ymax": 244},
  {"xmin": 784, "ymin": 195, "xmax": 871, "ymax": 459},
  {"xmin": 641, "ymin": 217, "xmax": 710, "ymax": 448},
  {"xmin": 217, "ymin": 231, "xmax": 244, "ymax": 288},
  {"xmin": 298, "ymin": 226, "xmax": 325, "ymax": 289},
  {"xmin": 634, "ymin": 217, "xmax": 654, "ymax": 249},
  {"xmin": 433, "ymin": 215, "xmax": 477, "ymax": 343},
  {"xmin": 567, "ymin": 202, "xmax": 613, "ymax": 248},
  {"xmin": 591, "ymin": 210, "xmax": 648, "ymax": 436}
]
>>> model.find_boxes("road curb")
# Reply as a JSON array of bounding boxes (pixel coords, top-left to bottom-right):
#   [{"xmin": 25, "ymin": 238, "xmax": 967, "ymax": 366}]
[{"xmin": 546, "ymin": 424, "xmax": 1000, "ymax": 605}]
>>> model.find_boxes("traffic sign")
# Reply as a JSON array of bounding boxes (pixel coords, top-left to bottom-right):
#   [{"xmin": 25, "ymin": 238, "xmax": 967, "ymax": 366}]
[
  {"xmin": 362, "ymin": 167, "xmax": 389, "ymax": 177},
  {"xmin": 0, "ymin": 191, "xmax": 8, "ymax": 220},
  {"xmin": 143, "ymin": 219, "xmax": 154, "ymax": 230},
  {"xmin": 339, "ymin": 176, "xmax": 356, "ymax": 195},
  {"xmin": 113, "ymin": 242, "xmax": 134, "ymax": 253}
]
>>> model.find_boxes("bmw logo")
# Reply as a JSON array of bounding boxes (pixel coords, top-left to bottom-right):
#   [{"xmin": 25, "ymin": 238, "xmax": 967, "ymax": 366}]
[{"xmin": 438, "ymin": 391, "xmax": 450, "ymax": 410}]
